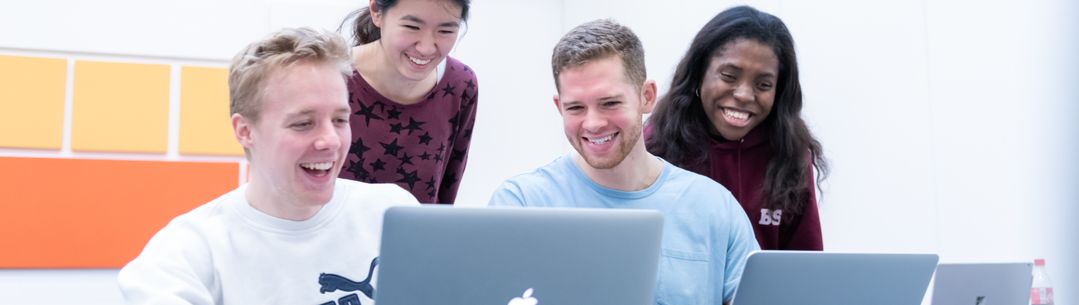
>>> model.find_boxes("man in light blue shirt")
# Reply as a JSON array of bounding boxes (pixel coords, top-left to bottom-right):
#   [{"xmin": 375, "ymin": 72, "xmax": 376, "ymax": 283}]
[{"xmin": 488, "ymin": 19, "xmax": 759, "ymax": 305}]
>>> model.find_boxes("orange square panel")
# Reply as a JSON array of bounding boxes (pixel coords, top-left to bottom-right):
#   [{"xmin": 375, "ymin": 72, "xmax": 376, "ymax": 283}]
[
  {"xmin": 179, "ymin": 66, "xmax": 243, "ymax": 156},
  {"xmin": 0, "ymin": 55, "xmax": 67, "ymax": 149},
  {"xmin": 71, "ymin": 60, "xmax": 170, "ymax": 153}
]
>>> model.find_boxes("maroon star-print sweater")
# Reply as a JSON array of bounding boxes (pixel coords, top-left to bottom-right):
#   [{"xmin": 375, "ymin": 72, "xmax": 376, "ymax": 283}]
[{"xmin": 339, "ymin": 57, "xmax": 478, "ymax": 204}]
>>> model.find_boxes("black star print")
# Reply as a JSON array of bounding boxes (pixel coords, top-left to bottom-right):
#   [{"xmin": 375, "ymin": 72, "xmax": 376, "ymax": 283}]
[
  {"xmin": 465, "ymin": 79, "xmax": 475, "ymax": 90},
  {"xmin": 463, "ymin": 128, "xmax": 473, "ymax": 140},
  {"xmin": 404, "ymin": 118, "xmax": 425, "ymax": 135},
  {"xmin": 350, "ymin": 137, "xmax": 370, "ymax": 156},
  {"xmin": 389, "ymin": 122, "xmax": 405, "ymax": 134},
  {"xmin": 451, "ymin": 149, "xmax": 466, "ymax": 163},
  {"xmin": 353, "ymin": 102, "xmax": 383, "ymax": 126},
  {"xmin": 425, "ymin": 176, "xmax": 436, "ymax": 190},
  {"xmin": 463, "ymin": 65, "xmax": 471, "ymax": 72},
  {"xmin": 442, "ymin": 171, "xmax": 459, "ymax": 189},
  {"xmin": 441, "ymin": 83, "xmax": 456, "ymax": 97},
  {"xmin": 428, "ymin": 190, "xmax": 436, "ymax": 199},
  {"xmin": 426, "ymin": 91, "xmax": 436, "ymax": 101},
  {"xmin": 347, "ymin": 160, "xmax": 370, "ymax": 181},
  {"xmin": 399, "ymin": 152, "xmax": 414, "ymax": 166},
  {"xmin": 460, "ymin": 90, "xmax": 471, "ymax": 103},
  {"xmin": 380, "ymin": 138, "xmax": 402, "ymax": 157},
  {"xmin": 448, "ymin": 112, "xmax": 462, "ymax": 133},
  {"xmin": 433, "ymin": 153, "xmax": 443, "ymax": 163},
  {"xmin": 396, "ymin": 169, "xmax": 421, "ymax": 190},
  {"xmin": 370, "ymin": 158, "xmax": 386, "ymax": 172},
  {"xmin": 436, "ymin": 143, "xmax": 446, "ymax": 154},
  {"xmin": 418, "ymin": 132, "xmax": 433, "ymax": 145},
  {"xmin": 419, "ymin": 151, "xmax": 431, "ymax": 160},
  {"xmin": 386, "ymin": 107, "xmax": 401, "ymax": 120}
]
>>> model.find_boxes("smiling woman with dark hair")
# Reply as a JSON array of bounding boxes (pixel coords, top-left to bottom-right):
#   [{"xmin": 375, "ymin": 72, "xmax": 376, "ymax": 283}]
[
  {"xmin": 338, "ymin": 0, "xmax": 478, "ymax": 204},
  {"xmin": 646, "ymin": 5, "xmax": 828, "ymax": 250}
]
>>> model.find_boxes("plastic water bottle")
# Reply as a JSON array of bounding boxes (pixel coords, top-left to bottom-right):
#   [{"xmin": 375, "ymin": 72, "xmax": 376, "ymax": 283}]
[{"xmin": 1031, "ymin": 258, "xmax": 1054, "ymax": 305}]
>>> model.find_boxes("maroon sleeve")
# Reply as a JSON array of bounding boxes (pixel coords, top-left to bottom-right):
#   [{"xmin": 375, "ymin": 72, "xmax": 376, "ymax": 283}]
[
  {"xmin": 436, "ymin": 70, "xmax": 478, "ymax": 204},
  {"xmin": 783, "ymin": 165, "xmax": 824, "ymax": 250}
]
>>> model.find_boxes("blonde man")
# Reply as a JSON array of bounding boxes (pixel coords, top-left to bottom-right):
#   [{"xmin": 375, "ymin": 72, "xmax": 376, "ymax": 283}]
[{"xmin": 118, "ymin": 27, "xmax": 418, "ymax": 305}]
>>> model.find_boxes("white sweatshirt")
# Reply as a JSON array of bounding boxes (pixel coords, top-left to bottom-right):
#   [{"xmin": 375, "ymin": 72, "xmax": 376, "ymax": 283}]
[{"xmin": 118, "ymin": 179, "xmax": 419, "ymax": 305}]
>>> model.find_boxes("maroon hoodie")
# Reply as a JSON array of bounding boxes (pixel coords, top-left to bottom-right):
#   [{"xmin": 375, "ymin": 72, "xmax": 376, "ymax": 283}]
[{"xmin": 647, "ymin": 125, "xmax": 823, "ymax": 250}]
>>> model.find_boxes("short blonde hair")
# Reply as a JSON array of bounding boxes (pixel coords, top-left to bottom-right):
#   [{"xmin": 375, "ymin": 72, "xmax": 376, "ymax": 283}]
[{"xmin": 228, "ymin": 27, "xmax": 352, "ymax": 122}]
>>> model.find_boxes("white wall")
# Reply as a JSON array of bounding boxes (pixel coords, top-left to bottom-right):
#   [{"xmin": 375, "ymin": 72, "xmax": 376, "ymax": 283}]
[
  {"xmin": 785, "ymin": 0, "xmax": 1077, "ymax": 302},
  {"xmin": 450, "ymin": 0, "xmax": 568, "ymax": 206},
  {"xmin": 1, "ymin": 0, "xmax": 1075, "ymax": 304},
  {"xmin": 788, "ymin": 0, "xmax": 940, "ymax": 254}
]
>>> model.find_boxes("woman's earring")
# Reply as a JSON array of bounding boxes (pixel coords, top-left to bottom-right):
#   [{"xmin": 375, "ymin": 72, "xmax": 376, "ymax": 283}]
[{"xmin": 695, "ymin": 88, "xmax": 700, "ymax": 97}]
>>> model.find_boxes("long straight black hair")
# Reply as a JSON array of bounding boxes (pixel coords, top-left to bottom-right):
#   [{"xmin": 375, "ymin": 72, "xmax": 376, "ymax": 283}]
[{"xmin": 646, "ymin": 5, "xmax": 827, "ymax": 214}]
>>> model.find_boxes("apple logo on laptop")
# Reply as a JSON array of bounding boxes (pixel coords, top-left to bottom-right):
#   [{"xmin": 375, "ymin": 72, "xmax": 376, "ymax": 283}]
[
  {"xmin": 508, "ymin": 288, "xmax": 538, "ymax": 305},
  {"xmin": 975, "ymin": 296, "xmax": 986, "ymax": 305}
]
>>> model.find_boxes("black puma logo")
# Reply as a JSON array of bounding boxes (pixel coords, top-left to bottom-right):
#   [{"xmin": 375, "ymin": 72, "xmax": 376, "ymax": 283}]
[{"xmin": 318, "ymin": 257, "xmax": 379, "ymax": 298}]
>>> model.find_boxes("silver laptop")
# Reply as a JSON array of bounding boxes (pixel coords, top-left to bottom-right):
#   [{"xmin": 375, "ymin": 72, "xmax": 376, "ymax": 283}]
[
  {"xmin": 375, "ymin": 206, "xmax": 664, "ymax": 305},
  {"xmin": 931, "ymin": 263, "xmax": 1033, "ymax": 305},
  {"xmin": 732, "ymin": 251, "xmax": 939, "ymax": 305}
]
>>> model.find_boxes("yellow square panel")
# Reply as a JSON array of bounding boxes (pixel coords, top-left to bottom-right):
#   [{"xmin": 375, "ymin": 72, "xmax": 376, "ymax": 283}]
[
  {"xmin": 72, "ymin": 60, "xmax": 170, "ymax": 153},
  {"xmin": 0, "ymin": 55, "xmax": 67, "ymax": 150},
  {"xmin": 179, "ymin": 66, "xmax": 242, "ymax": 156}
]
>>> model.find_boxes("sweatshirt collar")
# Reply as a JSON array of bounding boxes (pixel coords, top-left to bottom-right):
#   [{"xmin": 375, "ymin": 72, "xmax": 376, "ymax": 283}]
[{"xmin": 712, "ymin": 124, "xmax": 769, "ymax": 150}]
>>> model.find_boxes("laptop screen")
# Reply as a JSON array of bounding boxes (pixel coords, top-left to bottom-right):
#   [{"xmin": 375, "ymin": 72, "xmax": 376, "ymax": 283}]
[
  {"xmin": 375, "ymin": 206, "xmax": 664, "ymax": 305},
  {"xmin": 931, "ymin": 262, "xmax": 1033, "ymax": 305},
  {"xmin": 732, "ymin": 251, "xmax": 939, "ymax": 305}
]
